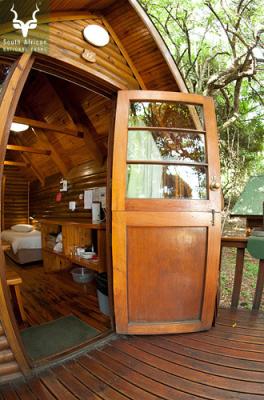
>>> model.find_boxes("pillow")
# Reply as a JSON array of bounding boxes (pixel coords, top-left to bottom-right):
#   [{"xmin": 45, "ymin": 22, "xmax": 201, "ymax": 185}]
[{"xmin": 11, "ymin": 224, "xmax": 33, "ymax": 233}]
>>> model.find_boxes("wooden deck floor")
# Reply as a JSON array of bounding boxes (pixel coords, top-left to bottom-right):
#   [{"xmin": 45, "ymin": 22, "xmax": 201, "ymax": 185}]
[{"xmin": 1, "ymin": 308, "xmax": 264, "ymax": 399}]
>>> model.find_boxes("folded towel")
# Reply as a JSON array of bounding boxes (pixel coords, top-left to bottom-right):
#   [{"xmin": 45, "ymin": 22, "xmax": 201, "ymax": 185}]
[
  {"xmin": 53, "ymin": 242, "xmax": 63, "ymax": 253},
  {"xmin": 56, "ymin": 232, "xmax": 62, "ymax": 243}
]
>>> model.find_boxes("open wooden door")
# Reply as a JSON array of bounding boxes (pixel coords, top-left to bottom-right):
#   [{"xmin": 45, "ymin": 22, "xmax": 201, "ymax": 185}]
[{"xmin": 112, "ymin": 91, "xmax": 221, "ymax": 335}]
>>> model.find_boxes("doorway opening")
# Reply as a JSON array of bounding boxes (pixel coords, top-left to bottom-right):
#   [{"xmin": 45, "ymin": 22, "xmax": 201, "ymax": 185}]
[{"xmin": 1, "ymin": 58, "xmax": 115, "ymax": 365}]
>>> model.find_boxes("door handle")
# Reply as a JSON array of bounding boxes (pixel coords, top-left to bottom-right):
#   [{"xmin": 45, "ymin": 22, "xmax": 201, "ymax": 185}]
[{"xmin": 210, "ymin": 176, "xmax": 221, "ymax": 191}]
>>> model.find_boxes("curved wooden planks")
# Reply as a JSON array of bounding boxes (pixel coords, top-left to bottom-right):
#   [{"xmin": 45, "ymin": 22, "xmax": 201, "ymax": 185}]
[
  {"xmin": 0, "ymin": 53, "xmax": 34, "ymax": 376},
  {"xmin": 2, "ymin": 308, "xmax": 264, "ymax": 398}
]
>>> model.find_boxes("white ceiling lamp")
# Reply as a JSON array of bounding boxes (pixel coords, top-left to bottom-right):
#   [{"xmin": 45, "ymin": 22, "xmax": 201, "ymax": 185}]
[
  {"xmin": 10, "ymin": 122, "xmax": 29, "ymax": 132},
  {"xmin": 83, "ymin": 24, "xmax": 110, "ymax": 47}
]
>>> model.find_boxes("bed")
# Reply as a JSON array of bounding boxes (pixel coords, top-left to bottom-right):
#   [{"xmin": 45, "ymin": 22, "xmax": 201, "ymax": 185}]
[{"xmin": 1, "ymin": 227, "xmax": 42, "ymax": 264}]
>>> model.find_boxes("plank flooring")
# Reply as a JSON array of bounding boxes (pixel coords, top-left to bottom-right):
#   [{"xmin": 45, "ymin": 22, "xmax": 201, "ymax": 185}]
[
  {"xmin": 4, "ymin": 256, "xmax": 111, "ymax": 332},
  {"xmin": 1, "ymin": 308, "xmax": 264, "ymax": 399}
]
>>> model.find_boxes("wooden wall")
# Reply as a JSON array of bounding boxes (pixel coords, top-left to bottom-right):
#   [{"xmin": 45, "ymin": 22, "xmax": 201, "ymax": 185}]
[
  {"xmin": 104, "ymin": 1, "xmax": 181, "ymax": 91},
  {"xmin": 0, "ymin": 15, "xmax": 140, "ymax": 93},
  {"xmin": 30, "ymin": 161, "xmax": 107, "ymax": 221},
  {"xmin": 2, "ymin": 168, "xmax": 29, "ymax": 230}
]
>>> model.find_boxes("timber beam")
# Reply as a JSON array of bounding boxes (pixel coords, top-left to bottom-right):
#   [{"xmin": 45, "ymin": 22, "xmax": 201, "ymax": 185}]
[
  {"xmin": 31, "ymin": 128, "xmax": 69, "ymax": 177},
  {"xmin": 18, "ymin": 152, "xmax": 45, "ymax": 186},
  {"xmin": 3, "ymin": 161, "xmax": 28, "ymax": 167},
  {"xmin": 70, "ymin": 104, "xmax": 104, "ymax": 166},
  {"xmin": 7, "ymin": 144, "xmax": 51, "ymax": 155},
  {"xmin": 48, "ymin": 80, "xmax": 104, "ymax": 165},
  {"xmin": 13, "ymin": 116, "xmax": 84, "ymax": 138},
  {"xmin": 21, "ymin": 154, "xmax": 45, "ymax": 186},
  {"xmin": 19, "ymin": 104, "xmax": 70, "ymax": 177},
  {"xmin": 10, "ymin": 135, "xmax": 46, "ymax": 186}
]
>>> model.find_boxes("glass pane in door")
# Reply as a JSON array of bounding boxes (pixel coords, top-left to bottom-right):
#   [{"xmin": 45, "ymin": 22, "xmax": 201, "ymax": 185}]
[
  {"xmin": 126, "ymin": 100, "xmax": 208, "ymax": 200},
  {"xmin": 127, "ymin": 130, "xmax": 206, "ymax": 163},
  {"xmin": 128, "ymin": 101, "xmax": 205, "ymax": 130},
  {"xmin": 127, "ymin": 164, "xmax": 207, "ymax": 199}
]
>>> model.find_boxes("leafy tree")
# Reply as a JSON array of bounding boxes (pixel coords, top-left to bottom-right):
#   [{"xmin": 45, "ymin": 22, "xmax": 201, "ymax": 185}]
[{"xmin": 139, "ymin": 0, "xmax": 264, "ymax": 207}]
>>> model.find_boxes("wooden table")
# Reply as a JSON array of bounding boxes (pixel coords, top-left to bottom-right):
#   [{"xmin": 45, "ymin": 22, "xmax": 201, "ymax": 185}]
[{"xmin": 6, "ymin": 270, "xmax": 26, "ymax": 322}]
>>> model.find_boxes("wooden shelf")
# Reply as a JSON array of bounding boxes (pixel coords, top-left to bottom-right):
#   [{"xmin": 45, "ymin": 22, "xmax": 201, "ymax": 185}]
[
  {"xmin": 42, "ymin": 248, "xmax": 68, "ymax": 259},
  {"xmin": 43, "ymin": 249, "xmax": 105, "ymax": 273},
  {"xmin": 40, "ymin": 219, "xmax": 106, "ymax": 230},
  {"xmin": 41, "ymin": 219, "xmax": 106, "ymax": 273},
  {"xmin": 70, "ymin": 255, "xmax": 105, "ymax": 273}
]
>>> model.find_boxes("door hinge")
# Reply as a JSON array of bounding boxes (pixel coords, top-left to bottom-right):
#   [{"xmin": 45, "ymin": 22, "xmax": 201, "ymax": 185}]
[{"xmin": 211, "ymin": 209, "xmax": 216, "ymax": 226}]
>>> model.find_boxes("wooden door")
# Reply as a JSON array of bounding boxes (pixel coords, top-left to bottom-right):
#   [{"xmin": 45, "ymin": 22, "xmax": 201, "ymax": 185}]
[{"xmin": 112, "ymin": 91, "xmax": 221, "ymax": 334}]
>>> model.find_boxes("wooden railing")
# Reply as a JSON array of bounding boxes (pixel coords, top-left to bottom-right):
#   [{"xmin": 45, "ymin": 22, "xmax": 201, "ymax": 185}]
[{"xmin": 221, "ymin": 236, "xmax": 264, "ymax": 311}]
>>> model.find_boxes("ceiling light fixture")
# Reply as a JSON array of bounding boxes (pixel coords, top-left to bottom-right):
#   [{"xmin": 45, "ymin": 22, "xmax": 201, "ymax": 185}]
[
  {"xmin": 10, "ymin": 122, "xmax": 29, "ymax": 132},
  {"xmin": 83, "ymin": 24, "xmax": 110, "ymax": 47}
]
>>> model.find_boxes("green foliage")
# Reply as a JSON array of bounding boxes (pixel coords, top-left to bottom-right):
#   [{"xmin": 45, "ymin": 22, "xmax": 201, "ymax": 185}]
[
  {"xmin": 244, "ymin": 260, "xmax": 259, "ymax": 280},
  {"xmin": 139, "ymin": 0, "xmax": 264, "ymax": 206}
]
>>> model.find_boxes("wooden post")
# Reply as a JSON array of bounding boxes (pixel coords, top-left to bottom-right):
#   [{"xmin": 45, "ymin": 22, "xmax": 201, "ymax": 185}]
[
  {"xmin": 220, "ymin": 237, "xmax": 247, "ymax": 310},
  {"xmin": 252, "ymin": 259, "xmax": 264, "ymax": 311},
  {"xmin": 1, "ymin": 175, "xmax": 6, "ymax": 231},
  {"xmin": 28, "ymin": 181, "xmax": 30, "ymax": 224},
  {"xmin": 231, "ymin": 248, "xmax": 245, "ymax": 309}
]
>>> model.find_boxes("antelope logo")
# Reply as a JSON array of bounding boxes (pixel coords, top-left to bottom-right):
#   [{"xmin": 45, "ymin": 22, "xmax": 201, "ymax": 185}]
[{"xmin": 10, "ymin": 4, "xmax": 39, "ymax": 38}]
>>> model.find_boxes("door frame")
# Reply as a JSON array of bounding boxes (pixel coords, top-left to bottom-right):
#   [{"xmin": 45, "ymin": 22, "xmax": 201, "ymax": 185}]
[
  {"xmin": 0, "ymin": 52, "xmax": 117, "ymax": 373},
  {"xmin": 0, "ymin": 53, "xmax": 35, "ymax": 374}
]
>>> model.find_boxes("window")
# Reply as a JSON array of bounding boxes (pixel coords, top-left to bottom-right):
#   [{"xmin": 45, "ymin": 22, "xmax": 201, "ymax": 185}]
[{"xmin": 126, "ymin": 101, "xmax": 208, "ymax": 200}]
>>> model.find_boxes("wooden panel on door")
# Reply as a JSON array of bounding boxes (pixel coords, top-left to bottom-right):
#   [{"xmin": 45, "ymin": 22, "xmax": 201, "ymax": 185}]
[
  {"xmin": 113, "ymin": 211, "xmax": 221, "ymax": 334},
  {"xmin": 127, "ymin": 226, "xmax": 207, "ymax": 323}
]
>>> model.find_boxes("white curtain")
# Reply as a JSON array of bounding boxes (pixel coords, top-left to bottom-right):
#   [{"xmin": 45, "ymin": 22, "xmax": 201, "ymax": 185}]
[{"xmin": 127, "ymin": 131, "xmax": 163, "ymax": 198}]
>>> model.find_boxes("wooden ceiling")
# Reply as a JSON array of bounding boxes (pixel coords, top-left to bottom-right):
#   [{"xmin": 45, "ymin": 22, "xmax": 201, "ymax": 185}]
[
  {"xmin": 2, "ymin": 0, "xmax": 185, "ymax": 184},
  {"xmin": 0, "ymin": 0, "xmax": 116, "ymax": 19},
  {"xmin": 48, "ymin": 0, "xmax": 116, "ymax": 11},
  {"xmin": 4, "ymin": 69, "xmax": 113, "ymax": 184}
]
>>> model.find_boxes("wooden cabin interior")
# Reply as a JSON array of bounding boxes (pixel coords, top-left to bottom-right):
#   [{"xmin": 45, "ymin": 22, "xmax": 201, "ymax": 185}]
[
  {"xmin": 0, "ymin": 1, "xmax": 263, "ymax": 398},
  {"xmin": 2, "ymin": 68, "xmax": 115, "ymax": 335}
]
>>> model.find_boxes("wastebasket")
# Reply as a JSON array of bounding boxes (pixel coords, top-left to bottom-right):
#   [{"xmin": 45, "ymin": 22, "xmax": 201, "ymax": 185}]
[{"xmin": 96, "ymin": 272, "xmax": 110, "ymax": 316}]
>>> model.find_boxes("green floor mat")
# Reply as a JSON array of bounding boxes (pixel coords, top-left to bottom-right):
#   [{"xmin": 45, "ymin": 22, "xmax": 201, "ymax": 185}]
[{"xmin": 21, "ymin": 315, "xmax": 99, "ymax": 361}]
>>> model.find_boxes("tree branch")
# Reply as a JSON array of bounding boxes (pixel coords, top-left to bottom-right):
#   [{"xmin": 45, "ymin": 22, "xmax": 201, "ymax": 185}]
[
  {"xmin": 234, "ymin": 77, "xmax": 243, "ymax": 113},
  {"xmin": 220, "ymin": 113, "xmax": 240, "ymax": 131},
  {"xmin": 205, "ymin": 1, "xmax": 236, "ymax": 57},
  {"xmin": 220, "ymin": 88, "xmax": 231, "ymax": 115},
  {"xmin": 248, "ymin": 81, "xmax": 264, "ymax": 105}
]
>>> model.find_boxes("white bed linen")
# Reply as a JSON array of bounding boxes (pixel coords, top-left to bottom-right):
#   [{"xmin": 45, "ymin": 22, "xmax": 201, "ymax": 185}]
[{"xmin": 1, "ymin": 229, "xmax": 41, "ymax": 254}]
